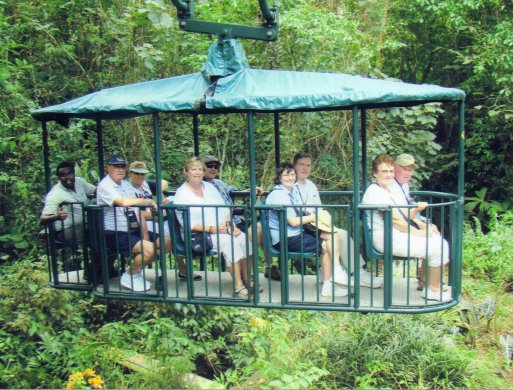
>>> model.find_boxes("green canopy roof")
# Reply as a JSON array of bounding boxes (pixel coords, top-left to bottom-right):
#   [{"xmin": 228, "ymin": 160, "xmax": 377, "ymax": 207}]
[
  {"xmin": 208, "ymin": 68, "xmax": 465, "ymax": 112},
  {"xmin": 32, "ymin": 40, "xmax": 465, "ymax": 123}
]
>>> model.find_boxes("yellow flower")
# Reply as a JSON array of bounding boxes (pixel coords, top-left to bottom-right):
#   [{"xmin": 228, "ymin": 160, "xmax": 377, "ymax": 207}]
[
  {"xmin": 83, "ymin": 369, "xmax": 96, "ymax": 377},
  {"xmin": 70, "ymin": 372, "xmax": 84, "ymax": 381},
  {"xmin": 88, "ymin": 375, "xmax": 104, "ymax": 389},
  {"xmin": 66, "ymin": 380, "xmax": 75, "ymax": 390}
]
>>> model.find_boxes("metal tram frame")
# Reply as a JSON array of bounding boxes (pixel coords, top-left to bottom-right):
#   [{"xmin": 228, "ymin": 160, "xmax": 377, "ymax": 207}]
[{"xmin": 33, "ymin": 0, "xmax": 465, "ymax": 313}]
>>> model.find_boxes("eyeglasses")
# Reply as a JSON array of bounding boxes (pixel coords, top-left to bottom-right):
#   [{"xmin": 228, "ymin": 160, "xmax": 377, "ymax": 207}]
[
  {"xmin": 206, "ymin": 163, "xmax": 220, "ymax": 169},
  {"xmin": 281, "ymin": 172, "xmax": 296, "ymax": 177},
  {"xmin": 378, "ymin": 169, "xmax": 395, "ymax": 174}
]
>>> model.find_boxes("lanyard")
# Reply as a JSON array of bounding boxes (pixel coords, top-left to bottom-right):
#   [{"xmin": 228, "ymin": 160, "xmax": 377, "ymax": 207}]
[{"xmin": 296, "ymin": 183, "xmax": 308, "ymax": 205}]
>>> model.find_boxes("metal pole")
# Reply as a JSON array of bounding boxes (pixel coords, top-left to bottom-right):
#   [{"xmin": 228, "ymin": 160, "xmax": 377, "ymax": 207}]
[
  {"xmin": 258, "ymin": 0, "xmax": 277, "ymax": 24},
  {"xmin": 152, "ymin": 112, "xmax": 167, "ymax": 298},
  {"xmin": 193, "ymin": 114, "xmax": 200, "ymax": 157},
  {"xmin": 42, "ymin": 120, "xmax": 60, "ymax": 286},
  {"xmin": 42, "ymin": 121, "xmax": 51, "ymax": 193},
  {"xmin": 361, "ymin": 109, "xmax": 367, "ymax": 190},
  {"xmin": 248, "ymin": 111, "xmax": 259, "ymax": 304},
  {"xmin": 96, "ymin": 117, "xmax": 105, "ymax": 178},
  {"xmin": 352, "ymin": 107, "xmax": 360, "ymax": 309},
  {"xmin": 456, "ymin": 101, "xmax": 465, "ymax": 299},
  {"xmin": 274, "ymin": 112, "xmax": 280, "ymax": 167}
]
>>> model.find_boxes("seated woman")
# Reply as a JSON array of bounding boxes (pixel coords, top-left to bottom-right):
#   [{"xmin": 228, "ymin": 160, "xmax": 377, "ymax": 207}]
[
  {"xmin": 174, "ymin": 157, "xmax": 257, "ymax": 299},
  {"xmin": 265, "ymin": 163, "xmax": 348, "ymax": 298},
  {"xmin": 362, "ymin": 154, "xmax": 451, "ymax": 302},
  {"xmin": 128, "ymin": 161, "xmax": 171, "ymax": 245}
]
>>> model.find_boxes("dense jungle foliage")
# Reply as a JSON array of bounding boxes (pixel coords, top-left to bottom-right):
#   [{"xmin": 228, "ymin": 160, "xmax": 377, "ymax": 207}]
[{"xmin": 1, "ymin": 0, "xmax": 513, "ymax": 388}]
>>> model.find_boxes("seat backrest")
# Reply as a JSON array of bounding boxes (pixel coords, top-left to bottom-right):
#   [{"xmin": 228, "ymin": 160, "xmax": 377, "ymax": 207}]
[
  {"xmin": 166, "ymin": 202, "xmax": 217, "ymax": 259},
  {"xmin": 166, "ymin": 202, "xmax": 186, "ymax": 256},
  {"xmin": 362, "ymin": 212, "xmax": 383, "ymax": 261},
  {"xmin": 258, "ymin": 204, "xmax": 280, "ymax": 257},
  {"xmin": 362, "ymin": 211, "xmax": 418, "ymax": 262}
]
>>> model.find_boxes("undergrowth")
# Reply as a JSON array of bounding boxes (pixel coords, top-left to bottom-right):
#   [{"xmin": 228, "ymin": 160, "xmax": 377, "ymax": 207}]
[{"xmin": 3, "ymin": 212, "xmax": 513, "ymax": 389}]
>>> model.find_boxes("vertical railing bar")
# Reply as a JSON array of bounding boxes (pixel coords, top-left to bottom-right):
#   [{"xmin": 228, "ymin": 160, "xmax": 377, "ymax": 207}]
[
  {"xmin": 352, "ymin": 106, "xmax": 360, "ymax": 309},
  {"xmin": 152, "ymin": 112, "xmax": 167, "ymax": 298}
]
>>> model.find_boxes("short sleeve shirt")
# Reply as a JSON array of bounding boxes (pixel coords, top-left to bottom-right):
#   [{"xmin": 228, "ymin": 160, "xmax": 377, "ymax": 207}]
[
  {"xmin": 97, "ymin": 175, "xmax": 139, "ymax": 231},
  {"xmin": 173, "ymin": 181, "xmax": 230, "ymax": 233},
  {"xmin": 130, "ymin": 180, "xmax": 153, "ymax": 199},
  {"xmin": 205, "ymin": 178, "xmax": 243, "ymax": 224},
  {"xmin": 265, "ymin": 184, "xmax": 301, "ymax": 245},
  {"xmin": 295, "ymin": 179, "xmax": 322, "ymax": 211},
  {"xmin": 389, "ymin": 179, "xmax": 412, "ymax": 205},
  {"xmin": 42, "ymin": 177, "xmax": 96, "ymax": 231},
  {"xmin": 362, "ymin": 183, "xmax": 397, "ymax": 236}
]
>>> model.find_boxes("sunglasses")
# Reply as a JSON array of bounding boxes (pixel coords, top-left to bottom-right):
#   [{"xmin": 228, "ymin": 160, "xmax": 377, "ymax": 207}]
[{"xmin": 206, "ymin": 163, "xmax": 220, "ymax": 169}]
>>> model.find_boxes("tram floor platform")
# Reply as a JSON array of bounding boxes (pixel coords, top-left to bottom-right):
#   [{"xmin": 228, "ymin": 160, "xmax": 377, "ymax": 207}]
[{"xmin": 56, "ymin": 266, "xmax": 438, "ymax": 308}]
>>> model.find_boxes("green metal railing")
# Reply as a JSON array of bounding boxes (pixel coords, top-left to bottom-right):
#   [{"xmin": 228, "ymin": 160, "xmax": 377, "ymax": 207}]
[{"xmin": 42, "ymin": 191, "xmax": 461, "ymax": 313}]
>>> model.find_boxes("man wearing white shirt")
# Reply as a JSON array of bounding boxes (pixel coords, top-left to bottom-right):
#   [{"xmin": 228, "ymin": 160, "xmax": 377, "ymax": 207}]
[
  {"xmin": 97, "ymin": 154, "xmax": 157, "ymax": 292},
  {"xmin": 40, "ymin": 161, "xmax": 96, "ymax": 243},
  {"xmin": 390, "ymin": 153, "xmax": 441, "ymax": 289},
  {"xmin": 293, "ymin": 152, "xmax": 383, "ymax": 288}
]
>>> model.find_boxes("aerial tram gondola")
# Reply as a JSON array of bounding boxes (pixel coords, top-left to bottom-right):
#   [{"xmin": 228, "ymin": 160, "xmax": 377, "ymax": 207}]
[{"xmin": 32, "ymin": 0, "xmax": 465, "ymax": 313}]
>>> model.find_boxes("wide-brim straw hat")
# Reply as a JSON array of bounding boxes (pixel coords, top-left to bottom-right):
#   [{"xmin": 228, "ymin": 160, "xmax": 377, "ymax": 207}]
[{"xmin": 308, "ymin": 209, "xmax": 336, "ymax": 233}]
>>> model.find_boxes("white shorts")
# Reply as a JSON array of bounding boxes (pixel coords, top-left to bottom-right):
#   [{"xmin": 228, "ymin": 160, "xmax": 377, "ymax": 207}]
[
  {"xmin": 211, "ymin": 232, "xmax": 252, "ymax": 265},
  {"xmin": 373, "ymin": 229, "xmax": 449, "ymax": 268}
]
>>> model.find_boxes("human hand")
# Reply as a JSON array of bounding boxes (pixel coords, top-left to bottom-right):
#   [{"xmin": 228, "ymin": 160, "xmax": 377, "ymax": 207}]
[
  {"xmin": 416, "ymin": 202, "xmax": 428, "ymax": 211},
  {"xmin": 217, "ymin": 225, "xmax": 229, "ymax": 234},
  {"xmin": 55, "ymin": 209, "xmax": 68, "ymax": 221}
]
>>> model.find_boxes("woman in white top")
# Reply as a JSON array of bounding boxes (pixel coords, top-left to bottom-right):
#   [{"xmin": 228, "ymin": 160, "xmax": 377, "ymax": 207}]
[
  {"xmin": 362, "ymin": 154, "xmax": 450, "ymax": 302},
  {"xmin": 174, "ymin": 157, "xmax": 255, "ymax": 299}
]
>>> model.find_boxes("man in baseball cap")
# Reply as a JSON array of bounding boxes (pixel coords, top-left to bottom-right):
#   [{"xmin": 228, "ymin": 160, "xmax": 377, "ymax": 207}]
[
  {"xmin": 391, "ymin": 153, "xmax": 416, "ymax": 205},
  {"xmin": 107, "ymin": 153, "xmax": 128, "ymax": 166},
  {"xmin": 390, "ymin": 153, "xmax": 442, "ymax": 291},
  {"xmin": 96, "ymin": 153, "xmax": 158, "ymax": 292}
]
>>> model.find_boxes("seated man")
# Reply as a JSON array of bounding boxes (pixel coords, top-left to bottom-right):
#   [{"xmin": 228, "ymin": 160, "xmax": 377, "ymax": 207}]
[
  {"xmin": 97, "ymin": 154, "xmax": 157, "ymax": 292},
  {"xmin": 40, "ymin": 161, "xmax": 96, "ymax": 245},
  {"xmin": 390, "ymin": 153, "xmax": 440, "ymax": 289},
  {"xmin": 293, "ymin": 152, "xmax": 383, "ymax": 288}
]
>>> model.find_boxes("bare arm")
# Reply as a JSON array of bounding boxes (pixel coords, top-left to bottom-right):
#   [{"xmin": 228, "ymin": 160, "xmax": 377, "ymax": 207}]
[
  {"xmin": 112, "ymin": 196, "xmax": 156, "ymax": 208},
  {"xmin": 191, "ymin": 223, "xmax": 230, "ymax": 234},
  {"xmin": 39, "ymin": 209, "xmax": 68, "ymax": 225},
  {"xmin": 287, "ymin": 213, "xmax": 315, "ymax": 228}
]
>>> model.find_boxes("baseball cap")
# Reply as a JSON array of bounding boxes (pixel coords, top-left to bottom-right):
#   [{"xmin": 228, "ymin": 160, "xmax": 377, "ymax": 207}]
[
  {"xmin": 107, "ymin": 154, "xmax": 127, "ymax": 165},
  {"xmin": 395, "ymin": 153, "xmax": 415, "ymax": 167},
  {"xmin": 201, "ymin": 155, "xmax": 220, "ymax": 164},
  {"xmin": 129, "ymin": 161, "xmax": 150, "ymax": 174}
]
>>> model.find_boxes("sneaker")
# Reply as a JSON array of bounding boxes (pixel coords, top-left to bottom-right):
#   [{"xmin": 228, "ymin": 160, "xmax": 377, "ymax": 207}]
[
  {"xmin": 264, "ymin": 265, "xmax": 281, "ymax": 281},
  {"xmin": 333, "ymin": 266, "xmax": 350, "ymax": 286},
  {"xmin": 421, "ymin": 287, "xmax": 452, "ymax": 302},
  {"xmin": 358, "ymin": 269, "xmax": 383, "ymax": 288},
  {"xmin": 121, "ymin": 272, "xmax": 151, "ymax": 292},
  {"xmin": 321, "ymin": 280, "xmax": 348, "ymax": 297}
]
